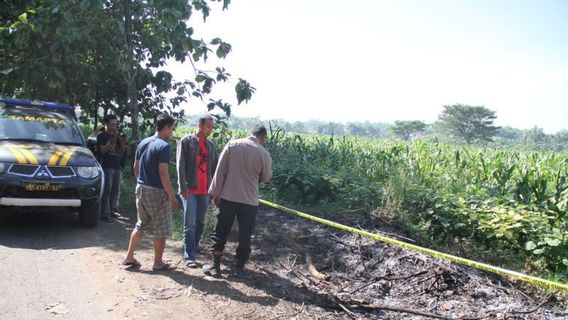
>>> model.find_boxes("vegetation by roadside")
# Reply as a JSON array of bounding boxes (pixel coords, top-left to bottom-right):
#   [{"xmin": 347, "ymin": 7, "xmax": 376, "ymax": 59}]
[
  {"xmin": 262, "ymin": 131, "xmax": 568, "ymax": 282},
  {"xmin": 113, "ymin": 124, "xmax": 567, "ymax": 285}
]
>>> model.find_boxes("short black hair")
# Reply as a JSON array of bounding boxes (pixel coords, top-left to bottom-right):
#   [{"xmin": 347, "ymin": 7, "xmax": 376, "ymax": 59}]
[
  {"xmin": 156, "ymin": 114, "xmax": 176, "ymax": 131},
  {"xmin": 198, "ymin": 115, "xmax": 214, "ymax": 125},
  {"xmin": 104, "ymin": 114, "xmax": 117, "ymax": 124},
  {"xmin": 251, "ymin": 125, "xmax": 267, "ymax": 137}
]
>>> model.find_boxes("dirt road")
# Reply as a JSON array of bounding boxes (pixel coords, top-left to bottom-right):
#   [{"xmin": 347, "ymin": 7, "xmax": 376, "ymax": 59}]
[
  {"xmin": 0, "ymin": 212, "xmax": 121, "ymax": 319},
  {"xmin": 0, "ymin": 210, "xmax": 298, "ymax": 320}
]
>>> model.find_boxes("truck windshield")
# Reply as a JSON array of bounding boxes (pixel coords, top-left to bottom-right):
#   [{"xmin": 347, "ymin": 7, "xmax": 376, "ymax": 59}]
[{"xmin": 0, "ymin": 107, "xmax": 84, "ymax": 145}]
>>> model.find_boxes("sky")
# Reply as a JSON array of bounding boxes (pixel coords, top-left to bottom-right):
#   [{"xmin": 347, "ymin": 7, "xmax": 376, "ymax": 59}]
[{"xmin": 169, "ymin": 0, "xmax": 568, "ymax": 133}]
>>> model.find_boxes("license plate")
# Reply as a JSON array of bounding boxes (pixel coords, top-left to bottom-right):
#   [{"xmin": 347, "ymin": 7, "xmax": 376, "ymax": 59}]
[{"xmin": 24, "ymin": 183, "xmax": 61, "ymax": 192}]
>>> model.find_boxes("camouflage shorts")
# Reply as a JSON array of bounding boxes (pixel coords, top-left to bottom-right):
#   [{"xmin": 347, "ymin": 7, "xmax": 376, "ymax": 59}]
[{"xmin": 135, "ymin": 184, "xmax": 172, "ymax": 238}]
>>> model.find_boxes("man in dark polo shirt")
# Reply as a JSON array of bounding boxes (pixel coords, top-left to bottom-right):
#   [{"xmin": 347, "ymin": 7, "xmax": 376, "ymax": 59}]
[
  {"xmin": 122, "ymin": 114, "xmax": 179, "ymax": 271},
  {"xmin": 97, "ymin": 114, "xmax": 126, "ymax": 222}
]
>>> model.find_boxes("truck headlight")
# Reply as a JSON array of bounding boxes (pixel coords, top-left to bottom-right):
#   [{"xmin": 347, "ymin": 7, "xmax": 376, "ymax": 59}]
[{"xmin": 77, "ymin": 166, "xmax": 100, "ymax": 179}]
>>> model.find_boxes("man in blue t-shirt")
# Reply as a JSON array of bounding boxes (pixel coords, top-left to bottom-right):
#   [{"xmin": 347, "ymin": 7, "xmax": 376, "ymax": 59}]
[{"xmin": 122, "ymin": 114, "xmax": 179, "ymax": 271}]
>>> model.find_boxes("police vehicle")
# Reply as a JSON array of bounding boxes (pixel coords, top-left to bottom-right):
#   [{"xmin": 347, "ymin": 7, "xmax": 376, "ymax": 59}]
[{"xmin": 0, "ymin": 98, "xmax": 103, "ymax": 227}]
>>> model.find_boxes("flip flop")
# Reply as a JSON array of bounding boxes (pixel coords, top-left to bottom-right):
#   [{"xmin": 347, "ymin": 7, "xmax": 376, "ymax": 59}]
[
  {"xmin": 121, "ymin": 259, "xmax": 141, "ymax": 267},
  {"xmin": 112, "ymin": 212, "xmax": 125, "ymax": 219},
  {"xmin": 152, "ymin": 262, "xmax": 172, "ymax": 271}
]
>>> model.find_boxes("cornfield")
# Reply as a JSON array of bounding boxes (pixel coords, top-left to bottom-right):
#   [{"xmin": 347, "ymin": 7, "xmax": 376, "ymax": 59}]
[
  {"xmin": 173, "ymin": 125, "xmax": 568, "ymax": 279},
  {"xmin": 263, "ymin": 130, "xmax": 568, "ymax": 279}
]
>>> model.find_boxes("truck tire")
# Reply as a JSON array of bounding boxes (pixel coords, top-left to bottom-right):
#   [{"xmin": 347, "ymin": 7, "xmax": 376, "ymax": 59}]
[{"xmin": 79, "ymin": 201, "xmax": 99, "ymax": 227}]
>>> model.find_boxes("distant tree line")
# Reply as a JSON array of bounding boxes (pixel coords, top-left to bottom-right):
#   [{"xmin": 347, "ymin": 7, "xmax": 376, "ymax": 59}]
[{"xmin": 185, "ymin": 103, "xmax": 567, "ymax": 152}]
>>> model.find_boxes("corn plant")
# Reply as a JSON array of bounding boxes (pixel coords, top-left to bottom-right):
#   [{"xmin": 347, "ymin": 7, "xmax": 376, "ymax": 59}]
[{"xmin": 260, "ymin": 129, "xmax": 568, "ymax": 278}]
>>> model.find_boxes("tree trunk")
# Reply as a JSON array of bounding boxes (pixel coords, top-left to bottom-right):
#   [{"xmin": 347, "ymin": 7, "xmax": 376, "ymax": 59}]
[
  {"xmin": 126, "ymin": 73, "xmax": 138, "ymax": 140},
  {"xmin": 123, "ymin": 0, "xmax": 139, "ymax": 141}
]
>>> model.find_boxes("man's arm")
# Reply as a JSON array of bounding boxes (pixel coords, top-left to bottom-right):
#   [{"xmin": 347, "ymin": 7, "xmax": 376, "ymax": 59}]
[
  {"xmin": 133, "ymin": 158, "xmax": 139, "ymax": 180},
  {"xmin": 97, "ymin": 132, "xmax": 113, "ymax": 155},
  {"xmin": 117, "ymin": 135, "xmax": 127, "ymax": 155},
  {"xmin": 208, "ymin": 144, "xmax": 230, "ymax": 199},
  {"xmin": 176, "ymin": 138, "xmax": 188, "ymax": 197},
  {"xmin": 159, "ymin": 162, "xmax": 179, "ymax": 210},
  {"xmin": 210, "ymin": 140, "xmax": 219, "ymax": 177},
  {"xmin": 260, "ymin": 152, "xmax": 273, "ymax": 183}
]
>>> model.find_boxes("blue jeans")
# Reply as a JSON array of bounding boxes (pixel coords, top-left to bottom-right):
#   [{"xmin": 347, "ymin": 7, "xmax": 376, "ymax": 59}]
[{"xmin": 182, "ymin": 194, "xmax": 210, "ymax": 261}]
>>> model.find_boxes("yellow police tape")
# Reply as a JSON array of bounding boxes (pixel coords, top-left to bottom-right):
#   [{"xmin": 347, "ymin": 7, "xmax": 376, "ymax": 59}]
[{"xmin": 259, "ymin": 199, "xmax": 568, "ymax": 293}]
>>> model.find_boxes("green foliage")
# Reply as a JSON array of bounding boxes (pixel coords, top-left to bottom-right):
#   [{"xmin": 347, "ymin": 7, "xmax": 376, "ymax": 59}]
[
  {"xmin": 261, "ymin": 127, "xmax": 568, "ymax": 279},
  {"xmin": 390, "ymin": 120, "xmax": 426, "ymax": 140},
  {"xmin": 264, "ymin": 132, "xmax": 391, "ymax": 211},
  {"xmin": 114, "ymin": 122, "xmax": 568, "ymax": 279},
  {"xmin": 510, "ymin": 127, "xmax": 568, "ymax": 152},
  {"xmin": 0, "ymin": 0, "xmax": 253, "ymax": 138},
  {"xmin": 235, "ymin": 79, "xmax": 256, "ymax": 105},
  {"xmin": 437, "ymin": 104, "xmax": 500, "ymax": 144},
  {"xmin": 185, "ymin": 116, "xmax": 567, "ymax": 151}
]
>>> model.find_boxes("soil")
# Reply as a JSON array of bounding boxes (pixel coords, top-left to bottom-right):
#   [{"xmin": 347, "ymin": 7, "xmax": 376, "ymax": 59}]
[{"xmin": 1, "ymin": 206, "xmax": 567, "ymax": 319}]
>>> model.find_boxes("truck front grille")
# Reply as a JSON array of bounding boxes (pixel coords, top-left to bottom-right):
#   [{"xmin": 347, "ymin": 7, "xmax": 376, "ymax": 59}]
[
  {"xmin": 8, "ymin": 164, "xmax": 39, "ymax": 176},
  {"xmin": 46, "ymin": 166, "xmax": 74, "ymax": 177}
]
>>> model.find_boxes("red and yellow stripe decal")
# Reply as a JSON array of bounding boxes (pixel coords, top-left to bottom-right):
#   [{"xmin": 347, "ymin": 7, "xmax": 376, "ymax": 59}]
[
  {"xmin": 6, "ymin": 145, "xmax": 28, "ymax": 164},
  {"xmin": 59, "ymin": 149, "xmax": 74, "ymax": 166},
  {"xmin": 48, "ymin": 150, "xmax": 63, "ymax": 166},
  {"xmin": 5, "ymin": 144, "xmax": 73, "ymax": 166},
  {"xmin": 6, "ymin": 144, "xmax": 39, "ymax": 164},
  {"xmin": 19, "ymin": 148, "xmax": 39, "ymax": 165},
  {"xmin": 48, "ymin": 148, "xmax": 74, "ymax": 166}
]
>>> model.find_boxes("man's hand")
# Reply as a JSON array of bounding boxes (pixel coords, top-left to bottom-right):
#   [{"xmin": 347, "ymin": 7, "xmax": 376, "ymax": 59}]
[
  {"xmin": 182, "ymin": 189, "xmax": 191, "ymax": 199},
  {"xmin": 169, "ymin": 195, "xmax": 180, "ymax": 211},
  {"xmin": 213, "ymin": 196, "xmax": 221, "ymax": 207},
  {"xmin": 100, "ymin": 139, "xmax": 112, "ymax": 154}
]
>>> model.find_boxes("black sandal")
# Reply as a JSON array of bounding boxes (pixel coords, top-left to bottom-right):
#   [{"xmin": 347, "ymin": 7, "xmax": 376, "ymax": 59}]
[{"xmin": 121, "ymin": 259, "xmax": 141, "ymax": 267}]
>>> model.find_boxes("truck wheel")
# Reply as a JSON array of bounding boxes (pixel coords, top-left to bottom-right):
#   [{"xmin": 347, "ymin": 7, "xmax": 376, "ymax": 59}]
[{"xmin": 79, "ymin": 201, "xmax": 99, "ymax": 227}]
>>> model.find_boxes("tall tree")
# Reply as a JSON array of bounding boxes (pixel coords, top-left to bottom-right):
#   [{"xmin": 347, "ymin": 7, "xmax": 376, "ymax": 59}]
[
  {"xmin": 317, "ymin": 122, "xmax": 344, "ymax": 136},
  {"xmin": 524, "ymin": 126, "xmax": 548, "ymax": 151},
  {"xmin": 346, "ymin": 122, "xmax": 366, "ymax": 136},
  {"xmin": 436, "ymin": 104, "xmax": 500, "ymax": 144},
  {"xmin": 0, "ymin": 1, "xmax": 105, "ymax": 107},
  {"xmin": 390, "ymin": 120, "xmax": 426, "ymax": 141},
  {"xmin": 552, "ymin": 130, "xmax": 568, "ymax": 152},
  {"xmin": 0, "ymin": 0, "xmax": 255, "ymax": 140}
]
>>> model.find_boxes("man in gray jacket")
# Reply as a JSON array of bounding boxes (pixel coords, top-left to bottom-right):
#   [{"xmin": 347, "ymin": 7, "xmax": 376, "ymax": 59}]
[
  {"xmin": 176, "ymin": 115, "xmax": 218, "ymax": 268},
  {"xmin": 203, "ymin": 125, "xmax": 272, "ymax": 278}
]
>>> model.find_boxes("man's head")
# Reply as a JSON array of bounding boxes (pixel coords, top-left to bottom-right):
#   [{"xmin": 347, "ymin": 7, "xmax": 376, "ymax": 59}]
[
  {"xmin": 197, "ymin": 115, "xmax": 215, "ymax": 138},
  {"xmin": 251, "ymin": 125, "xmax": 268, "ymax": 145},
  {"xmin": 104, "ymin": 114, "xmax": 118, "ymax": 132},
  {"xmin": 156, "ymin": 114, "xmax": 176, "ymax": 140}
]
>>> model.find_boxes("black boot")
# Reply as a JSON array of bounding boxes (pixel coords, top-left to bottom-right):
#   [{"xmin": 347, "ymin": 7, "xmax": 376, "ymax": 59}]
[
  {"xmin": 233, "ymin": 259, "xmax": 247, "ymax": 278},
  {"xmin": 203, "ymin": 255, "xmax": 221, "ymax": 277}
]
